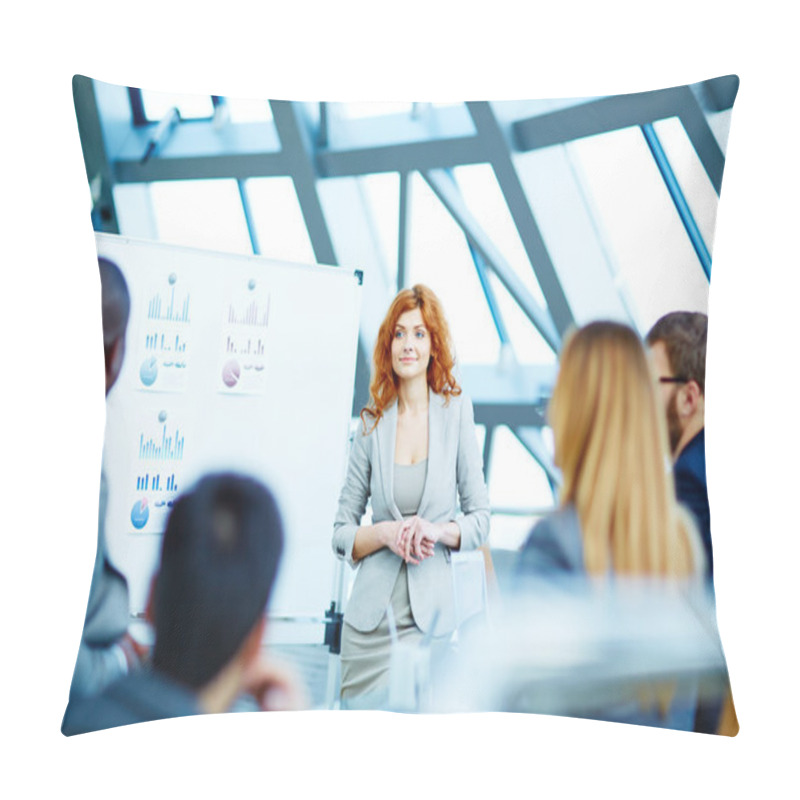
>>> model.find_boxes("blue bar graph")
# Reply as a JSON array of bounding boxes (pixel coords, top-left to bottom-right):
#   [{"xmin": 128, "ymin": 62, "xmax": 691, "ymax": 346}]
[
  {"xmin": 138, "ymin": 425, "xmax": 185, "ymax": 461},
  {"xmin": 135, "ymin": 472, "xmax": 178, "ymax": 494},
  {"xmin": 145, "ymin": 331, "xmax": 188, "ymax": 352},
  {"xmin": 147, "ymin": 286, "xmax": 191, "ymax": 323}
]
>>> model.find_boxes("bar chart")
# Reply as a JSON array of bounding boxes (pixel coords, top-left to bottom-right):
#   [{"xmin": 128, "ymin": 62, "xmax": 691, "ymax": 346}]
[
  {"xmin": 145, "ymin": 331, "xmax": 188, "ymax": 353},
  {"xmin": 147, "ymin": 281, "xmax": 191, "ymax": 324},
  {"xmin": 226, "ymin": 295, "xmax": 269, "ymax": 327},
  {"xmin": 129, "ymin": 410, "xmax": 187, "ymax": 534},
  {"xmin": 136, "ymin": 323, "xmax": 191, "ymax": 392},
  {"xmin": 218, "ymin": 283, "xmax": 271, "ymax": 395},
  {"xmin": 135, "ymin": 473, "xmax": 179, "ymax": 492},
  {"xmin": 138, "ymin": 424, "xmax": 185, "ymax": 461},
  {"xmin": 224, "ymin": 334, "xmax": 266, "ymax": 356}
]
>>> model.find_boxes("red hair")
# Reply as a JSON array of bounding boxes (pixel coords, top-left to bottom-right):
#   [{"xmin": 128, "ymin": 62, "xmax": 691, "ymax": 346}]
[{"xmin": 360, "ymin": 284, "xmax": 460, "ymax": 433}]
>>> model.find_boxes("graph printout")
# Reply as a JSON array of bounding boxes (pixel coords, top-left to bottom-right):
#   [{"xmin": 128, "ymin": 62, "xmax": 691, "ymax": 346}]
[
  {"xmin": 136, "ymin": 272, "xmax": 192, "ymax": 393},
  {"xmin": 218, "ymin": 278, "xmax": 270, "ymax": 395},
  {"xmin": 127, "ymin": 407, "xmax": 188, "ymax": 534}
]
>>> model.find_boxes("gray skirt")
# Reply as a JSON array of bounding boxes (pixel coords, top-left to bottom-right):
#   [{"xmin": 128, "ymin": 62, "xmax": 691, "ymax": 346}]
[{"xmin": 340, "ymin": 563, "xmax": 422, "ymax": 707}]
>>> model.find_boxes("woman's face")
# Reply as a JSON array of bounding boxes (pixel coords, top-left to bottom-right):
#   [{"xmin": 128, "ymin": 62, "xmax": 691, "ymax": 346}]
[{"xmin": 391, "ymin": 307, "xmax": 431, "ymax": 383}]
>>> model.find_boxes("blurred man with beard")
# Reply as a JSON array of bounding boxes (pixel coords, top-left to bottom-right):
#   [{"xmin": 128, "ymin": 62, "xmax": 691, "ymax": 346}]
[
  {"xmin": 647, "ymin": 312, "xmax": 711, "ymax": 580},
  {"xmin": 647, "ymin": 311, "xmax": 735, "ymax": 736}
]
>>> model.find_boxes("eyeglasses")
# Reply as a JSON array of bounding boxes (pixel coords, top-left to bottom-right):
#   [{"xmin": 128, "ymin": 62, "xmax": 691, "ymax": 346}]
[{"xmin": 658, "ymin": 376, "xmax": 689, "ymax": 384}]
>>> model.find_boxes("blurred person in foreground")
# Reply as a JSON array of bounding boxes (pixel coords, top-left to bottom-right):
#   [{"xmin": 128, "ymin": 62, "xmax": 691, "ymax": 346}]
[
  {"xmin": 646, "ymin": 312, "xmax": 712, "ymax": 581},
  {"xmin": 62, "ymin": 473, "xmax": 307, "ymax": 735},
  {"xmin": 518, "ymin": 321, "xmax": 710, "ymax": 731},
  {"xmin": 67, "ymin": 257, "xmax": 146, "ymax": 700}
]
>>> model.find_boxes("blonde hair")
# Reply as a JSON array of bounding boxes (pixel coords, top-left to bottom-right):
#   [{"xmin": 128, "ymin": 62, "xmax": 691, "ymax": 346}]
[{"xmin": 550, "ymin": 321, "xmax": 698, "ymax": 577}]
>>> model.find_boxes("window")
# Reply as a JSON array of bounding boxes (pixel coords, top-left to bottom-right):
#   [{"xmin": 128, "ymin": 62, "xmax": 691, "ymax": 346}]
[
  {"xmin": 141, "ymin": 90, "xmax": 214, "ymax": 122},
  {"xmin": 148, "ymin": 179, "xmax": 252, "ymax": 254},
  {"xmin": 245, "ymin": 177, "xmax": 315, "ymax": 264}
]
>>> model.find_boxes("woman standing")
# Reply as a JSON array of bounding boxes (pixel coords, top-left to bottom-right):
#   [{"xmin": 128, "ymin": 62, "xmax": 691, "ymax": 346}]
[{"xmin": 333, "ymin": 285, "xmax": 490, "ymax": 708}]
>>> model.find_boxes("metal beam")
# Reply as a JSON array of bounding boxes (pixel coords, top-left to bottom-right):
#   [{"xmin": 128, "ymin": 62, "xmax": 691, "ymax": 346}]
[
  {"xmin": 318, "ymin": 102, "xmax": 330, "ymax": 148},
  {"xmin": 481, "ymin": 424, "xmax": 495, "ymax": 484},
  {"xmin": 269, "ymin": 100, "xmax": 373, "ymax": 412},
  {"xmin": 351, "ymin": 332, "xmax": 372, "ymax": 418},
  {"xmin": 689, "ymin": 74, "xmax": 740, "ymax": 114},
  {"xmin": 237, "ymin": 179, "xmax": 260, "ymax": 255},
  {"xmin": 514, "ymin": 83, "xmax": 701, "ymax": 149},
  {"xmin": 675, "ymin": 87, "xmax": 727, "ymax": 194},
  {"xmin": 472, "ymin": 402, "xmax": 546, "ymax": 429},
  {"xmin": 122, "ymin": 118, "xmax": 281, "ymax": 154},
  {"xmin": 511, "ymin": 83, "xmax": 728, "ymax": 194},
  {"xmin": 397, "ymin": 171, "xmax": 410, "ymax": 290},
  {"xmin": 641, "ymin": 124, "xmax": 712, "ymax": 277},
  {"xmin": 270, "ymin": 100, "xmax": 338, "ymax": 266},
  {"xmin": 459, "ymin": 363, "xmax": 554, "ymax": 429},
  {"xmin": 73, "ymin": 76, "xmax": 120, "ymax": 233},
  {"xmin": 511, "ymin": 426, "xmax": 561, "ymax": 491},
  {"xmin": 317, "ymin": 137, "xmax": 485, "ymax": 178},
  {"xmin": 115, "ymin": 151, "xmax": 287, "ymax": 183},
  {"xmin": 422, "ymin": 169, "xmax": 560, "ymax": 352},
  {"xmin": 466, "ymin": 240, "xmax": 511, "ymax": 346},
  {"xmin": 467, "ymin": 102, "xmax": 575, "ymax": 336},
  {"xmin": 108, "ymin": 79, "xmax": 734, "ymax": 198}
]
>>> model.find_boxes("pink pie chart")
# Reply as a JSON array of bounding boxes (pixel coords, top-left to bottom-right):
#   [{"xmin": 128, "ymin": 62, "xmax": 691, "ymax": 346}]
[{"xmin": 222, "ymin": 359, "xmax": 241, "ymax": 387}]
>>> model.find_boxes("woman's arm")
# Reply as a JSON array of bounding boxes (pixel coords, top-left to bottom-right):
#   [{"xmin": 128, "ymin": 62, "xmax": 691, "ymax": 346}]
[
  {"xmin": 332, "ymin": 429, "xmax": 373, "ymax": 566},
  {"xmin": 352, "ymin": 520, "xmax": 402, "ymax": 562},
  {"xmin": 453, "ymin": 394, "xmax": 490, "ymax": 551}
]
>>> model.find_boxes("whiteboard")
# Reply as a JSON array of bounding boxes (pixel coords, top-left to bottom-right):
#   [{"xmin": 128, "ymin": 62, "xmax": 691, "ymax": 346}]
[{"xmin": 96, "ymin": 233, "xmax": 361, "ymax": 643}]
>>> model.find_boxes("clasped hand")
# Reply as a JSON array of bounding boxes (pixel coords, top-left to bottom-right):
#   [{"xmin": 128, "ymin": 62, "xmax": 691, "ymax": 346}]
[{"xmin": 392, "ymin": 516, "xmax": 439, "ymax": 565}]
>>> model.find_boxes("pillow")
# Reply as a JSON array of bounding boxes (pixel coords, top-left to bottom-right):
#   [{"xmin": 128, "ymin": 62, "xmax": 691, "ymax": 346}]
[{"xmin": 63, "ymin": 74, "xmax": 737, "ymax": 735}]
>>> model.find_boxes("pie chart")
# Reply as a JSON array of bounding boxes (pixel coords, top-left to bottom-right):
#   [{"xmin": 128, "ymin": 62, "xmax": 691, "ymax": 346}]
[
  {"xmin": 222, "ymin": 358, "xmax": 241, "ymax": 388},
  {"xmin": 140, "ymin": 356, "xmax": 158, "ymax": 387},
  {"xmin": 131, "ymin": 498, "xmax": 149, "ymax": 529}
]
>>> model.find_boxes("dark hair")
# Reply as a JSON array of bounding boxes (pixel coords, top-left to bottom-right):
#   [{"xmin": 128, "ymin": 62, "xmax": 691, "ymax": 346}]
[
  {"xmin": 98, "ymin": 256, "xmax": 130, "ymax": 367},
  {"xmin": 646, "ymin": 311, "xmax": 708, "ymax": 394},
  {"xmin": 151, "ymin": 473, "xmax": 284, "ymax": 689}
]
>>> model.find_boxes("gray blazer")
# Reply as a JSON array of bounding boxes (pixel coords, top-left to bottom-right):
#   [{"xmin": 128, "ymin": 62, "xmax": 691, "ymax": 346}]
[
  {"xmin": 517, "ymin": 503, "xmax": 707, "ymax": 578},
  {"xmin": 517, "ymin": 504, "xmax": 585, "ymax": 576},
  {"xmin": 333, "ymin": 391, "xmax": 490, "ymax": 635}
]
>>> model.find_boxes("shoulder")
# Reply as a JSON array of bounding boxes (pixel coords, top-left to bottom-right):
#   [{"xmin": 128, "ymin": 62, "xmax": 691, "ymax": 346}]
[
  {"xmin": 62, "ymin": 674, "xmax": 143, "ymax": 735},
  {"xmin": 437, "ymin": 389, "xmax": 471, "ymax": 415},
  {"xmin": 519, "ymin": 504, "xmax": 584, "ymax": 574},
  {"xmin": 63, "ymin": 671, "xmax": 200, "ymax": 736},
  {"xmin": 675, "ymin": 429, "xmax": 706, "ymax": 476},
  {"xmin": 527, "ymin": 504, "xmax": 580, "ymax": 543},
  {"xmin": 357, "ymin": 402, "xmax": 394, "ymax": 439}
]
